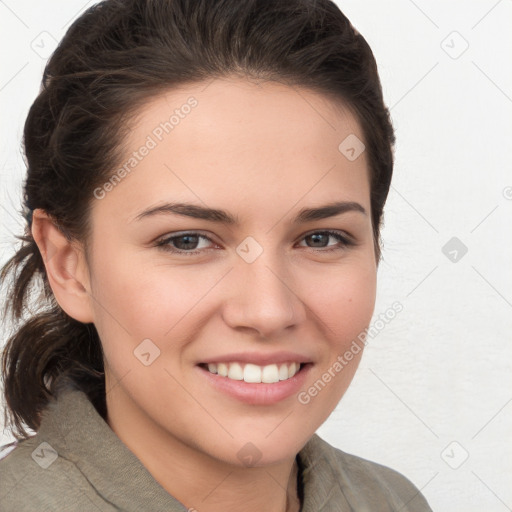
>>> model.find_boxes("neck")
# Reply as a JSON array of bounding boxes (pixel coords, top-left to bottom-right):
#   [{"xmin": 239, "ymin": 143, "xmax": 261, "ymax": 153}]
[{"xmin": 106, "ymin": 387, "xmax": 302, "ymax": 512}]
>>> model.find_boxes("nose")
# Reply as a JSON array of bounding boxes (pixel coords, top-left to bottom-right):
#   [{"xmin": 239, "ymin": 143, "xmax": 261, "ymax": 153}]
[{"xmin": 221, "ymin": 251, "xmax": 307, "ymax": 339}]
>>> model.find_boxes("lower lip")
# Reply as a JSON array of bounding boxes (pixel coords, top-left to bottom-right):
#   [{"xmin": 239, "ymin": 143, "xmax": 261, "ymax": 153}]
[{"xmin": 196, "ymin": 363, "xmax": 313, "ymax": 405}]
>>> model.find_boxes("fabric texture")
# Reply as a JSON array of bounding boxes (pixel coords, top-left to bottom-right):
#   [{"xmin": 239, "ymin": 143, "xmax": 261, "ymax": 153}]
[{"xmin": 0, "ymin": 385, "xmax": 432, "ymax": 511}]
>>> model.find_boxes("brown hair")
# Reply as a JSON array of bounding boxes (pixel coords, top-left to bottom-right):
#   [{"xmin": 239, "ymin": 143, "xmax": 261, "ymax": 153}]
[{"xmin": 1, "ymin": 0, "xmax": 395, "ymax": 440}]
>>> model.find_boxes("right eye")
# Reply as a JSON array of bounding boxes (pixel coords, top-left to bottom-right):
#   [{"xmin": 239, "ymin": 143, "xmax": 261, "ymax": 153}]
[{"xmin": 155, "ymin": 232, "xmax": 219, "ymax": 255}]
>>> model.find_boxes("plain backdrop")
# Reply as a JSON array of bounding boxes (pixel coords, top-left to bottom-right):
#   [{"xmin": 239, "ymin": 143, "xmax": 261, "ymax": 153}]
[{"xmin": 1, "ymin": 1, "xmax": 511, "ymax": 511}]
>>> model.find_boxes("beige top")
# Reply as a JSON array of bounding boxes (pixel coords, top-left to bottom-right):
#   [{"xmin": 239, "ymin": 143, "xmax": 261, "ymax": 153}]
[{"xmin": 0, "ymin": 384, "xmax": 432, "ymax": 511}]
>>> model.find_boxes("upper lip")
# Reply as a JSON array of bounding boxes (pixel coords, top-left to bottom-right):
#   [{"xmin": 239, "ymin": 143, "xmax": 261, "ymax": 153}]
[{"xmin": 199, "ymin": 351, "xmax": 313, "ymax": 366}]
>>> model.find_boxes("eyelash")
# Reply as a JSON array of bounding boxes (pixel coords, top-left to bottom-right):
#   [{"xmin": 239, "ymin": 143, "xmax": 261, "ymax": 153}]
[{"xmin": 155, "ymin": 230, "xmax": 354, "ymax": 256}]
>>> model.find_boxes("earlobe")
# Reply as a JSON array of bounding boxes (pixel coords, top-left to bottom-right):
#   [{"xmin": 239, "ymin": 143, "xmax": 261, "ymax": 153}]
[{"xmin": 31, "ymin": 209, "xmax": 94, "ymax": 323}]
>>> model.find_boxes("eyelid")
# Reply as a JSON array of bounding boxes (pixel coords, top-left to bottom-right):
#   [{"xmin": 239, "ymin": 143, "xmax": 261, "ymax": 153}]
[
  {"xmin": 295, "ymin": 229, "xmax": 355, "ymax": 253},
  {"xmin": 154, "ymin": 231, "xmax": 218, "ymax": 249},
  {"xmin": 298, "ymin": 228, "xmax": 355, "ymax": 244}
]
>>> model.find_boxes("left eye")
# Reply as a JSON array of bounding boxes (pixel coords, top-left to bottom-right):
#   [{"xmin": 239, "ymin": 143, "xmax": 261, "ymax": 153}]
[
  {"xmin": 297, "ymin": 230, "xmax": 352, "ymax": 251},
  {"xmin": 156, "ymin": 230, "xmax": 353, "ymax": 255}
]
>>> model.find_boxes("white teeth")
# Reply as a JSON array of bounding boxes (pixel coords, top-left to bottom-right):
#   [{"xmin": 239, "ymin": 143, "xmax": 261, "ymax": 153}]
[
  {"xmin": 244, "ymin": 364, "xmax": 262, "ymax": 383},
  {"xmin": 217, "ymin": 363, "xmax": 228, "ymax": 377},
  {"xmin": 278, "ymin": 363, "xmax": 289, "ymax": 380},
  {"xmin": 227, "ymin": 362, "xmax": 243, "ymax": 380},
  {"xmin": 204, "ymin": 362, "xmax": 302, "ymax": 383},
  {"xmin": 262, "ymin": 364, "xmax": 279, "ymax": 383}
]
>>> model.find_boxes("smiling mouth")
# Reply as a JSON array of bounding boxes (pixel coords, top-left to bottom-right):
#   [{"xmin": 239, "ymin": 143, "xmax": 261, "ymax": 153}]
[{"xmin": 198, "ymin": 361, "xmax": 306, "ymax": 383}]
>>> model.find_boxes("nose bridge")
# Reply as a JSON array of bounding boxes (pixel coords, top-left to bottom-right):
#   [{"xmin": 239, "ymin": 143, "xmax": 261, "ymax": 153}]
[{"xmin": 223, "ymin": 242, "xmax": 304, "ymax": 336}]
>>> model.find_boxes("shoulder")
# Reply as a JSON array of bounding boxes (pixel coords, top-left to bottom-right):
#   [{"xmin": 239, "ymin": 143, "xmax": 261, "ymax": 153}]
[
  {"xmin": 300, "ymin": 434, "xmax": 432, "ymax": 511},
  {"xmin": 0, "ymin": 437, "xmax": 115, "ymax": 511}
]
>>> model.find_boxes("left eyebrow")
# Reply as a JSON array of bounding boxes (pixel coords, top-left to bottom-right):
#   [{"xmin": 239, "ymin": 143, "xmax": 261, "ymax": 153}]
[
  {"xmin": 132, "ymin": 200, "xmax": 367, "ymax": 224},
  {"xmin": 293, "ymin": 201, "xmax": 367, "ymax": 223}
]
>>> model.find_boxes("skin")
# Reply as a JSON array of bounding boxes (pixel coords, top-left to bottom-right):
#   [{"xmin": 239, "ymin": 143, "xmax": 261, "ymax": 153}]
[{"xmin": 33, "ymin": 77, "xmax": 377, "ymax": 512}]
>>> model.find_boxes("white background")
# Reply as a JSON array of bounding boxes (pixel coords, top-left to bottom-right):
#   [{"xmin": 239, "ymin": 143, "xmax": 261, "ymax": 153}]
[{"xmin": 1, "ymin": 1, "xmax": 511, "ymax": 511}]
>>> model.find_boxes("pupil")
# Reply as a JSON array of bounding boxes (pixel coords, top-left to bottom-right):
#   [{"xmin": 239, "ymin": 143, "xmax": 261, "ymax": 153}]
[
  {"xmin": 176, "ymin": 235, "xmax": 198, "ymax": 249},
  {"xmin": 309, "ymin": 233, "xmax": 327, "ymax": 247}
]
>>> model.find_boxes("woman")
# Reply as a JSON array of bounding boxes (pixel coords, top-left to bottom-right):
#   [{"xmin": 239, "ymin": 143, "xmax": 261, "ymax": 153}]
[{"xmin": 0, "ymin": 0, "xmax": 432, "ymax": 510}]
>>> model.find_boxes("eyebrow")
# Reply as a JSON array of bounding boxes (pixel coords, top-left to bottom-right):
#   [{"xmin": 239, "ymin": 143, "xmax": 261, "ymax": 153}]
[{"xmin": 133, "ymin": 200, "xmax": 366, "ymax": 224}]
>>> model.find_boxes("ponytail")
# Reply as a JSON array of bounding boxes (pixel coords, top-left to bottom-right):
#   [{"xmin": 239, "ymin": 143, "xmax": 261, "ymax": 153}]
[{"xmin": 1, "ymin": 230, "xmax": 105, "ymax": 440}]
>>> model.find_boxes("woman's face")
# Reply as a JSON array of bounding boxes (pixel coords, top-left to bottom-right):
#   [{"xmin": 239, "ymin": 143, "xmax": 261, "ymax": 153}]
[{"xmin": 85, "ymin": 77, "xmax": 377, "ymax": 466}]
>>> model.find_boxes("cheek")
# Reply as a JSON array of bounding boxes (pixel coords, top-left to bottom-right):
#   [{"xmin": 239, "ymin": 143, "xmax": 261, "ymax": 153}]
[
  {"xmin": 294, "ymin": 262, "xmax": 375, "ymax": 426},
  {"xmin": 300, "ymin": 259, "xmax": 377, "ymax": 343},
  {"xmin": 90, "ymin": 259, "xmax": 209, "ymax": 342}
]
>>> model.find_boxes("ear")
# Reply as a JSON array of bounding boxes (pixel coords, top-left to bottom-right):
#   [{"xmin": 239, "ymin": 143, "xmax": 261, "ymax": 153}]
[{"xmin": 31, "ymin": 209, "xmax": 94, "ymax": 323}]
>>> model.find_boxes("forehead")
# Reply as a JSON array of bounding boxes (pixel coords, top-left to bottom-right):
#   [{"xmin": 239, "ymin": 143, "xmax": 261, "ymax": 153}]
[
  {"xmin": 96, "ymin": 77, "xmax": 370, "ymax": 225},
  {"xmin": 126, "ymin": 77, "xmax": 365, "ymax": 157}
]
